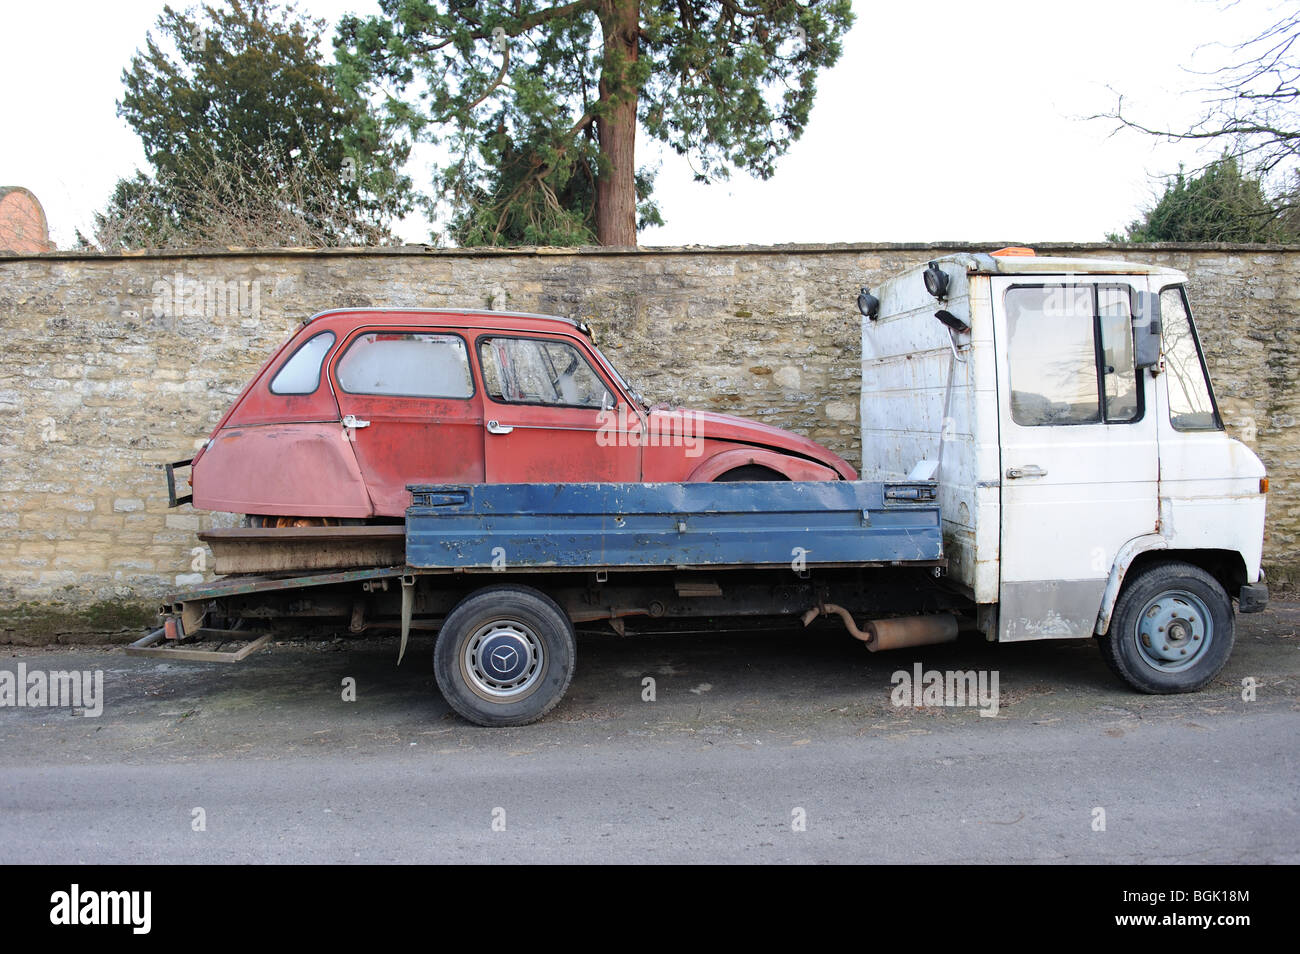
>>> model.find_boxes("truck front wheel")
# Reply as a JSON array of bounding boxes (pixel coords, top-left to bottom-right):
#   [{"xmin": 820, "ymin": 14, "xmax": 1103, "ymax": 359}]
[
  {"xmin": 433, "ymin": 585, "xmax": 576, "ymax": 727},
  {"xmin": 1099, "ymin": 562, "xmax": 1234, "ymax": 693}
]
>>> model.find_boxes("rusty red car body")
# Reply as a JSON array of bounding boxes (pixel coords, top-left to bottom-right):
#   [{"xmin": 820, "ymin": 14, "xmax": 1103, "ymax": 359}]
[{"xmin": 189, "ymin": 309, "xmax": 856, "ymax": 519}]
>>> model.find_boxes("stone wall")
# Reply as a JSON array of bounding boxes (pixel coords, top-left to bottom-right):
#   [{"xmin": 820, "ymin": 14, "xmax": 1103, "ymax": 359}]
[{"xmin": 1, "ymin": 242, "xmax": 1296, "ymax": 630}]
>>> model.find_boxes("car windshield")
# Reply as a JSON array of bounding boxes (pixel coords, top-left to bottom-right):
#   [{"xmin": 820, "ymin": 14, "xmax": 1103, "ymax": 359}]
[{"xmin": 589, "ymin": 342, "xmax": 648, "ymax": 410}]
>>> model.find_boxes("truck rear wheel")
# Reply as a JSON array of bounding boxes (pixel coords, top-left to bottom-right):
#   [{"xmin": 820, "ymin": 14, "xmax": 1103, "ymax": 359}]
[
  {"xmin": 1099, "ymin": 562, "xmax": 1234, "ymax": 693},
  {"xmin": 433, "ymin": 585, "xmax": 576, "ymax": 727}
]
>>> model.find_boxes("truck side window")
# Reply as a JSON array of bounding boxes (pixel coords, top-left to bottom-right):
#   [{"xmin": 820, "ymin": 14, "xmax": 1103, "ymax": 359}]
[
  {"xmin": 478, "ymin": 337, "xmax": 612, "ymax": 409},
  {"xmin": 336, "ymin": 332, "xmax": 473, "ymax": 398},
  {"xmin": 1006, "ymin": 284, "xmax": 1142, "ymax": 426},
  {"xmin": 1006, "ymin": 286, "xmax": 1101, "ymax": 425},
  {"xmin": 1098, "ymin": 286, "xmax": 1140, "ymax": 423},
  {"xmin": 270, "ymin": 331, "xmax": 335, "ymax": 395},
  {"xmin": 1160, "ymin": 286, "xmax": 1222, "ymax": 431}
]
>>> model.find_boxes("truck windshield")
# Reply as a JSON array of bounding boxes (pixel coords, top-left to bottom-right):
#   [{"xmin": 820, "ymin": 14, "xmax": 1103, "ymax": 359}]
[{"xmin": 1159, "ymin": 285, "xmax": 1222, "ymax": 431}]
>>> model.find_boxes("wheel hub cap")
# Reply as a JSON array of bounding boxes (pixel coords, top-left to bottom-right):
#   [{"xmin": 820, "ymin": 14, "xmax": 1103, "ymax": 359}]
[
  {"xmin": 1135, "ymin": 590, "xmax": 1213, "ymax": 673},
  {"xmin": 464, "ymin": 621, "xmax": 543, "ymax": 698}
]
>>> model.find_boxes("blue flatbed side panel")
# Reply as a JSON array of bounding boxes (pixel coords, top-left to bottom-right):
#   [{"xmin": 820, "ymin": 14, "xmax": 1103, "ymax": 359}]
[{"xmin": 405, "ymin": 480, "xmax": 942, "ymax": 570}]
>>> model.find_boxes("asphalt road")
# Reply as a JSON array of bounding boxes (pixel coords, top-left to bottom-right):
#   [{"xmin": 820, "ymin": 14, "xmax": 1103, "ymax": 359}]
[{"xmin": 1, "ymin": 603, "xmax": 1297, "ymax": 864}]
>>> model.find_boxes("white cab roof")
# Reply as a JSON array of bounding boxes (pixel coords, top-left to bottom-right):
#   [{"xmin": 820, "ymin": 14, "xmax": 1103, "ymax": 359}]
[{"xmin": 935, "ymin": 252, "xmax": 1187, "ymax": 282}]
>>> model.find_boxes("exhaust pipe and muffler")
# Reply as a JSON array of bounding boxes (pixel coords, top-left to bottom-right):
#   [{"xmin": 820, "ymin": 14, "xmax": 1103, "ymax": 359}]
[{"xmin": 801, "ymin": 604, "xmax": 958, "ymax": 652}]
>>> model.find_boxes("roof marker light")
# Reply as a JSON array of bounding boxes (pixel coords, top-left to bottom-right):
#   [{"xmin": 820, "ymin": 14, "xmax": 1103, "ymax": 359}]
[{"xmin": 991, "ymin": 247, "xmax": 1036, "ymax": 257}]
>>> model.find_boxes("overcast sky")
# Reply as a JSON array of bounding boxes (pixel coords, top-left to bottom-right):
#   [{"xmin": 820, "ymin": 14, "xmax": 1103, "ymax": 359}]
[{"xmin": 0, "ymin": 0, "xmax": 1282, "ymax": 249}]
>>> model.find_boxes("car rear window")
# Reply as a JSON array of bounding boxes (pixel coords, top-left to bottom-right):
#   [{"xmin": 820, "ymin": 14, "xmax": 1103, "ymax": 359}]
[{"xmin": 270, "ymin": 331, "xmax": 335, "ymax": 395}]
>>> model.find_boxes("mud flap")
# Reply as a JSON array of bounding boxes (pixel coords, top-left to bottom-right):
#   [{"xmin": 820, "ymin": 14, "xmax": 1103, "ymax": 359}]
[{"xmin": 397, "ymin": 574, "xmax": 415, "ymax": 665}]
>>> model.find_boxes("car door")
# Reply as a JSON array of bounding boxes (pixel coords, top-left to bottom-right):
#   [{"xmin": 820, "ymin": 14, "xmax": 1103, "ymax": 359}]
[
  {"xmin": 329, "ymin": 327, "xmax": 484, "ymax": 516},
  {"xmin": 991, "ymin": 276, "xmax": 1159, "ymax": 640},
  {"xmin": 475, "ymin": 333, "xmax": 641, "ymax": 482}
]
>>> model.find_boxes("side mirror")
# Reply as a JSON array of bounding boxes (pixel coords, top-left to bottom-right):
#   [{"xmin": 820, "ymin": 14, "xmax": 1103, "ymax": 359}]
[
  {"xmin": 1133, "ymin": 291, "xmax": 1162, "ymax": 369},
  {"xmin": 935, "ymin": 309, "xmax": 970, "ymax": 335}
]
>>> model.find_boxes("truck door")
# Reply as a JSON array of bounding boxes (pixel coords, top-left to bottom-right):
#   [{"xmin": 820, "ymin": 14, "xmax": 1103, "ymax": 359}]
[
  {"xmin": 475, "ymin": 334, "xmax": 641, "ymax": 482},
  {"xmin": 329, "ymin": 328, "xmax": 485, "ymax": 516},
  {"xmin": 991, "ymin": 276, "xmax": 1158, "ymax": 640}
]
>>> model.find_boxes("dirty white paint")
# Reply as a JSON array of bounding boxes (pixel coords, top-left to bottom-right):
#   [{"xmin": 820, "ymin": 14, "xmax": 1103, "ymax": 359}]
[
  {"xmin": 862, "ymin": 255, "xmax": 1000, "ymax": 604},
  {"xmin": 863, "ymin": 253, "xmax": 1269, "ymax": 642}
]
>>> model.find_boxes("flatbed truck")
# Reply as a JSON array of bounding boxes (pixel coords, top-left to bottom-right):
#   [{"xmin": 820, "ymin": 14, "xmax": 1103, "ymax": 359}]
[{"xmin": 137, "ymin": 251, "xmax": 1269, "ymax": 726}]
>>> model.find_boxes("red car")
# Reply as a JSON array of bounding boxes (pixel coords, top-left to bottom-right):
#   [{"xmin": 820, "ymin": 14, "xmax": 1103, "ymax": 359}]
[{"xmin": 189, "ymin": 309, "xmax": 856, "ymax": 520}]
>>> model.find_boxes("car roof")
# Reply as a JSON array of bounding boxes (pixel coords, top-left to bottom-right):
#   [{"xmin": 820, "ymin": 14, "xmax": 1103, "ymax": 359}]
[{"xmin": 303, "ymin": 307, "xmax": 591, "ymax": 335}]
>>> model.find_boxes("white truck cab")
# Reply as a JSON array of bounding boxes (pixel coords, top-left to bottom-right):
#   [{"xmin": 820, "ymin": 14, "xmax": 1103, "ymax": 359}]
[{"xmin": 859, "ymin": 248, "xmax": 1269, "ymax": 692}]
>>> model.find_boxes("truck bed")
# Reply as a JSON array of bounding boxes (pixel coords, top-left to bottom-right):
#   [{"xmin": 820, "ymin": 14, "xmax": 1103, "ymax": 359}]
[
  {"xmin": 144, "ymin": 480, "xmax": 948, "ymax": 668},
  {"xmin": 406, "ymin": 479, "xmax": 943, "ymax": 570},
  {"xmin": 174, "ymin": 479, "xmax": 943, "ymax": 606}
]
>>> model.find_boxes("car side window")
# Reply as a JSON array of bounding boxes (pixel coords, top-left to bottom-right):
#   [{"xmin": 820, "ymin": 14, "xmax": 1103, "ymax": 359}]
[
  {"xmin": 337, "ymin": 332, "xmax": 473, "ymax": 398},
  {"xmin": 270, "ymin": 331, "xmax": 335, "ymax": 395},
  {"xmin": 478, "ymin": 337, "xmax": 612, "ymax": 409},
  {"xmin": 1005, "ymin": 284, "xmax": 1142, "ymax": 426}
]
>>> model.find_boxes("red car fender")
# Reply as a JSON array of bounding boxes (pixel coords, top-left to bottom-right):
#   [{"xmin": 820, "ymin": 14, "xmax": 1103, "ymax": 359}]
[{"xmin": 686, "ymin": 447, "xmax": 841, "ymax": 482}]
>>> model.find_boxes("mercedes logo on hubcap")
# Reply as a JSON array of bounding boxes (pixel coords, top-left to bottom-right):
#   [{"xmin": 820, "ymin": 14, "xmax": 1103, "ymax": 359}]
[{"xmin": 490, "ymin": 646, "xmax": 519, "ymax": 673}]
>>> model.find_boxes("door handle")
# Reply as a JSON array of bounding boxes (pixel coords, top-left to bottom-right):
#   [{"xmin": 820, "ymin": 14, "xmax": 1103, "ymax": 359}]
[
  {"xmin": 1006, "ymin": 464, "xmax": 1047, "ymax": 479},
  {"xmin": 342, "ymin": 415, "xmax": 370, "ymax": 429},
  {"xmin": 486, "ymin": 420, "xmax": 514, "ymax": 435}
]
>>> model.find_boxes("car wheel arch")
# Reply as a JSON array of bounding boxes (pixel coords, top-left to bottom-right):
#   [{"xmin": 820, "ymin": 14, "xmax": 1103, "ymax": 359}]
[{"xmin": 685, "ymin": 447, "xmax": 837, "ymax": 482}]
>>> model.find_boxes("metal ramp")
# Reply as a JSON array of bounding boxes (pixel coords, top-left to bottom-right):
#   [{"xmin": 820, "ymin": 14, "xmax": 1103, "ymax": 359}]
[{"xmin": 126, "ymin": 626, "xmax": 273, "ymax": 663}]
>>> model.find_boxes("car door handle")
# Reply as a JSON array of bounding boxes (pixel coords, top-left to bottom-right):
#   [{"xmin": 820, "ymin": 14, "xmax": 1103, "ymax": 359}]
[
  {"xmin": 342, "ymin": 415, "xmax": 370, "ymax": 429},
  {"xmin": 1006, "ymin": 464, "xmax": 1047, "ymax": 479},
  {"xmin": 486, "ymin": 420, "xmax": 514, "ymax": 435}
]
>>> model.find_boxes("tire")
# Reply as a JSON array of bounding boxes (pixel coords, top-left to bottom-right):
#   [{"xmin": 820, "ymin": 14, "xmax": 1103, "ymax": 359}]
[
  {"xmin": 433, "ymin": 585, "xmax": 576, "ymax": 727},
  {"xmin": 1098, "ymin": 561, "xmax": 1234, "ymax": 693},
  {"xmin": 713, "ymin": 465, "xmax": 787, "ymax": 481}
]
